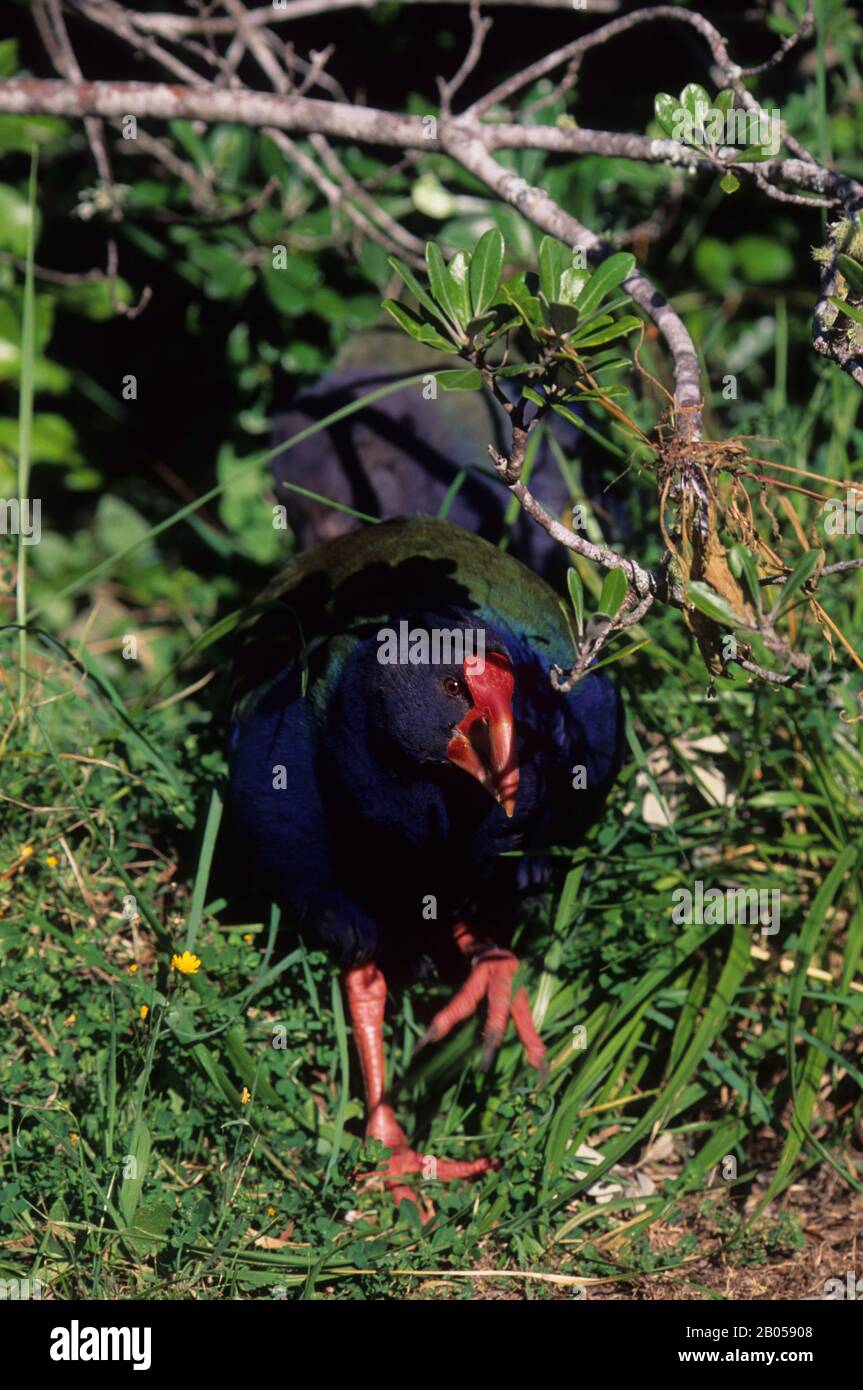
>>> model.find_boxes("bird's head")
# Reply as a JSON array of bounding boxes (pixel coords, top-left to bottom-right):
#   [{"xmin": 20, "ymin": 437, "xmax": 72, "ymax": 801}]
[{"xmin": 356, "ymin": 622, "xmax": 520, "ymax": 818}]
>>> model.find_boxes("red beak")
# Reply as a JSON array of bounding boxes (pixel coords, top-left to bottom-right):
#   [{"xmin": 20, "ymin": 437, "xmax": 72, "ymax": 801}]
[{"xmin": 446, "ymin": 651, "xmax": 519, "ymax": 817}]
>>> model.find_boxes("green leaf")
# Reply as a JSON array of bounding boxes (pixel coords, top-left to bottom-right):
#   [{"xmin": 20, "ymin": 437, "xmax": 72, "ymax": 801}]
[
  {"xmin": 734, "ymin": 235, "xmax": 793, "ymax": 284},
  {"xmin": 694, "ymin": 236, "xmax": 736, "ymax": 292},
  {"xmin": 597, "ymin": 568, "xmax": 628, "ymax": 621},
  {"xmin": 119, "ymin": 1119, "xmax": 152, "ymax": 1227},
  {"xmin": 128, "ymin": 1198, "xmax": 173, "ymax": 1255},
  {"xmin": 538, "ymin": 236, "xmax": 570, "ymax": 304},
  {"xmin": 568, "ymin": 315, "xmax": 641, "ymax": 348},
  {"xmin": 60, "ymin": 277, "xmax": 133, "ymax": 320},
  {"xmin": 387, "ymin": 254, "xmax": 450, "ymax": 328},
  {"xmin": 0, "ymin": 114, "xmax": 67, "ymax": 153},
  {"xmin": 829, "ymin": 295, "xmax": 863, "ymax": 328},
  {"xmin": 728, "ymin": 543, "xmax": 762, "ymax": 615},
  {"xmin": 209, "ymin": 124, "xmax": 252, "ymax": 185},
  {"xmin": 687, "ymin": 580, "xmax": 749, "ymax": 629},
  {"xmin": 436, "ymin": 367, "xmax": 483, "ymax": 391},
  {"xmin": 720, "ymin": 171, "xmax": 741, "ymax": 195},
  {"xmin": 551, "ymin": 403, "xmax": 582, "ymax": 428},
  {"xmin": 189, "ymin": 241, "xmax": 254, "ymax": 301},
  {"xmin": 96, "ymin": 496, "xmax": 154, "ymax": 558},
  {"xmin": 575, "ymin": 293, "xmax": 632, "ymax": 328},
  {"xmin": 680, "ymin": 83, "xmax": 711, "ymax": 142},
  {"xmin": 716, "ymin": 89, "xmax": 734, "ymax": 115},
  {"xmin": 735, "ymin": 144, "xmax": 774, "ymax": 163},
  {"xmin": 575, "ymin": 253, "xmax": 635, "ymax": 318},
  {"xmin": 495, "ymin": 362, "xmax": 541, "ymax": 378},
  {"xmin": 0, "ymin": 182, "xmax": 40, "ymax": 257},
  {"xmin": 654, "ymin": 93, "xmax": 683, "ymax": 140},
  {"xmin": 770, "ymin": 548, "xmax": 822, "ymax": 619},
  {"xmin": 567, "ymin": 567, "xmax": 584, "ymax": 636},
  {"xmin": 0, "ymin": 413, "xmax": 81, "ymax": 465},
  {"xmin": 381, "ymin": 299, "xmax": 459, "ymax": 352},
  {"xmin": 425, "ymin": 242, "xmax": 462, "ymax": 326},
  {"xmin": 468, "ymin": 228, "xmax": 504, "ymax": 316},
  {"xmin": 547, "ymin": 302, "xmax": 582, "ymax": 335},
  {"xmin": 558, "ymin": 265, "xmax": 590, "ymax": 306},
  {"xmin": 263, "ymin": 264, "xmax": 311, "ymax": 316},
  {"xmin": 465, "ymin": 311, "xmax": 497, "ymax": 338},
  {"xmin": 500, "ymin": 273, "xmax": 543, "ymax": 330},
  {"xmin": 447, "ymin": 251, "xmax": 472, "ymax": 325},
  {"xmin": 0, "ymin": 39, "xmax": 19, "ymax": 77},
  {"xmin": 837, "ymin": 254, "xmax": 863, "ymax": 298}
]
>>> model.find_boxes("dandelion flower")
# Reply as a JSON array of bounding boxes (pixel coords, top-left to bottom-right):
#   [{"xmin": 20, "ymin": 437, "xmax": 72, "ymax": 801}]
[
  {"xmin": 139, "ymin": 1005, "xmax": 149, "ymax": 1020},
  {"xmin": 19, "ymin": 845, "xmax": 34, "ymax": 860},
  {"xmin": 64, "ymin": 1013, "xmax": 76, "ymax": 1026},
  {"xmin": 267, "ymin": 1206, "xmax": 277, "ymax": 1218},
  {"xmin": 243, "ymin": 933, "xmax": 254, "ymax": 944},
  {"xmin": 171, "ymin": 950, "xmax": 202, "ymax": 976},
  {"xmin": 240, "ymin": 1087, "xmax": 251, "ymax": 1105},
  {"xmin": 70, "ymin": 1132, "xmax": 79, "ymax": 1146},
  {"xmin": 45, "ymin": 854, "xmax": 59, "ymax": 868},
  {"xmin": 128, "ymin": 963, "xmax": 139, "ymax": 975}
]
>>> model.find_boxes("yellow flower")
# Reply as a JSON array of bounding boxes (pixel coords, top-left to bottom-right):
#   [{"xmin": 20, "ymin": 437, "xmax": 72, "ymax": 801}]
[
  {"xmin": 70, "ymin": 1132, "xmax": 79, "ymax": 1146},
  {"xmin": 64, "ymin": 1013, "xmax": 76, "ymax": 1026},
  {"xmin": 242, "ymin": 933, "xmax": 254, "ymax": 944},
  {"xmin": 128, "ymin": 963, "xmax": 139, "ymax": 975},
  {"xmin": 240, "ymin": 1087, "xmax": 251, "ymax": 1105},
  {"xmin": 267, "ymin": 1206, "xmax": 277, "ymax": 1218},
  {"xmin": 139, "ymin": 1005, "xmax": 149, "ymax": 1020},
  {"xmin": 171, "ymin": 950, "xmax": 202, "ymax": 976},
  {"xmin": 19, "ymin": 845, "xmax": 34, "ymax": 861},
  {"xmin": 45, "ymin": 854, "xmax": 59, "ymax": 868}
]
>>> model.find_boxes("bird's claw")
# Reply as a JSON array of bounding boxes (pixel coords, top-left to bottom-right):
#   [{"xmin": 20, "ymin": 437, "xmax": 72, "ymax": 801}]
[
  {"xmin": 419, "ymin": 947, "xmax": 546, "ymax": 1072},
  {"xmin": 357, "ymin": 1104, "xmax": 497, "ymax": 1222},
  {"xmin": 360, "ymin": 1144, "xmax": 499, "ymax": 1222}
]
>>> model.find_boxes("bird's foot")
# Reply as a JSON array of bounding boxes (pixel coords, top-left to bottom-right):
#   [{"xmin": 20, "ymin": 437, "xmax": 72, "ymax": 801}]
[
  {"xmin": 419, "ymin": 943, "xmax": 547, "ymax": 1074},
  {"xmin": 359, "ymin": 1104, "xmax": 497, "ymax": 1222}
]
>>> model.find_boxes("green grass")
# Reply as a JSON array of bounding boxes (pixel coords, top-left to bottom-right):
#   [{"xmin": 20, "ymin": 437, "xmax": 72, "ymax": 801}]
[
  {"xmin": 2, "ymin": 391, "xmax": 862, "ymax": 1296},
  {"xmin": 3, "ymin": 41, "xmax": 863, "ymax": 1291}
]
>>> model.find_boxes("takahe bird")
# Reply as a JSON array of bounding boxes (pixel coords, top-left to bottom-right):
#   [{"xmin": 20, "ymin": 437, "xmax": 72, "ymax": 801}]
[
  {"xmin": 229, "ymin": 516, "xmax": 623, "ymax": 1212},
  {"xmin": 271, "ymin": 329, "xmax": 590, "ymax": 585}
]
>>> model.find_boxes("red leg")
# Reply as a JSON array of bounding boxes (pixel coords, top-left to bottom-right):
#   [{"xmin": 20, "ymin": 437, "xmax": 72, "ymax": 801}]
[
  {"xmin": 419, "ymin": 923, "xmax": 547, "ymax": 1073},
  {"xmin": 344, "ymin": 962, "xmax": 496, "ymax": 1220}
]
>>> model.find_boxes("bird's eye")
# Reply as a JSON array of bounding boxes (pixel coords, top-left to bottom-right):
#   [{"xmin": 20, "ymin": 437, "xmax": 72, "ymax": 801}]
[{"xmin": 442, "ymin": 676, "xmax": 462, "ymax": 697}]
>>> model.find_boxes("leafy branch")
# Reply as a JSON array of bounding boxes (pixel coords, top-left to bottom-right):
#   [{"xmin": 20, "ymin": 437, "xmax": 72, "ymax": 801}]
[{"xmin": 384, "ymin": 232, "xmax": 862, "ymax": 690}]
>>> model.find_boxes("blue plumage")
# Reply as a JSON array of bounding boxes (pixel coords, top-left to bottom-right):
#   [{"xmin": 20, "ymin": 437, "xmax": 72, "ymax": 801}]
[
  {"xmin": 229, "ymin": 518, "xmax": 622, "ymax": 969},
  {"xmin": 229, "ymin": 514, "xmax": 624, "ymax": 1206}
]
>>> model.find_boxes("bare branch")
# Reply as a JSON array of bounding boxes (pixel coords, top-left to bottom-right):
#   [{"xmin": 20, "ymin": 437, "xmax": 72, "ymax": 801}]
[
  {"xmin": 438, "ymin": 0, "xmax": 492, "ymax": 118},
  {"xmin": 72, "ymin": 1, "xmax": 204, "ymax": 82},
  {"xmin": 34, "ymin": 0, "xmax": 119, "ymax": 215},
  {"xmin": 266, "ymin": 128, "xmax": 425, "ymax": 266},
  {"xmin": 119, "ymin": 0, "xmax": 621, "ymax": 40},
  {"xmin": 221, "ymin": 0, "xmax": 290, "ymax": 92},
  {"xmin": 308, "ymin": 133, "xmax": 426, "ymax": 260},
  {"xmin": 4, "ymin": 76, "xmax": 855, "ymax": 210}
]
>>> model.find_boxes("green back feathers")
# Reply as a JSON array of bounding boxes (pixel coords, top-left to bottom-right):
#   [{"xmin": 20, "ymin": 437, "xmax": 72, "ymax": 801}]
[{"xmin": 232, "ymin": 517, "xmax": 575, "ymax": 716}]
